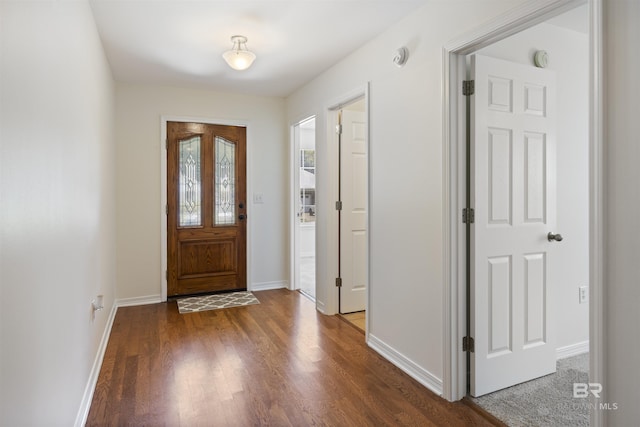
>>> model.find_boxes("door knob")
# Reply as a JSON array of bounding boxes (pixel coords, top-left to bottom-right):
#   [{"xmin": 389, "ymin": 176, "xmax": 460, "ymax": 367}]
[{"xmin": 547, "ymin": 232, "xmax": 563, "ymax": 242}]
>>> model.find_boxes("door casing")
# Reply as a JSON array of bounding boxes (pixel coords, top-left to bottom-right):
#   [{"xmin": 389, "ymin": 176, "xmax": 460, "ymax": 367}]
[
  {"xmin": 291, "ymin": 116, "xmax": 317, "ymax": 296},
  {"xmin": 442, "ymin": 2, "xmax": 604, "ymax": 427},
  {"xmin": 160, "ymin": 116, "xmax": 253, "ymax": 302},
  {"xmin": 296, "ymin": 84, "xmax": 370, "ymax": 319}
]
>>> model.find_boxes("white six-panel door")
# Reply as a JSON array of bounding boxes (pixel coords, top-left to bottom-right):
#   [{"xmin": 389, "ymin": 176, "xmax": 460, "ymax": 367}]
[
  {"xmin": 471, "ymin": 54, "xmax": 558, "ymax": 396},
  {"xmin": 340, "ymin": 109, "xmax": 367, "ymax": 314}
]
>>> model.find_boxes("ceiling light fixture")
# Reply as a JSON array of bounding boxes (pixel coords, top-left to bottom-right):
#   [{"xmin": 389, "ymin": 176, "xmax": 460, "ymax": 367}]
[{"xmin": 222, "ymin": 35, "xmax": 256, "ymax": 71}]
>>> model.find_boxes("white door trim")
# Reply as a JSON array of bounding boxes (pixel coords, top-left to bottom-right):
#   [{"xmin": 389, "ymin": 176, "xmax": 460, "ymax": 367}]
[
  {"xmin": 160, "ymin": 115, "xmax": 252, "ymax": 301},
  {"xmin": 441, "ymin": 1, "xmax": 604, "ymax": 426},
  {"xmin": 289, "ymin": 114, "xmax": 316, "ymax": 293}
]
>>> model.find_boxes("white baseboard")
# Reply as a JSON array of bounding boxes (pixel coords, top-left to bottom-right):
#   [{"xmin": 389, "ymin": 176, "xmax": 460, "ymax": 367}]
[
  {"xmin": 557, "ymin": 340, "xmax": 589, "ymax": 359},
  {"xmin": 74, "ymin": 302, "xmax": 118, "ymax": 427},
  {"xmin": 315, "ymin": 300, "xmax": 328, "ymax": 314},
  {"xmin": 368, "ymin": 334, "xmax": 443, "ymax": 396},
  {"xmin": 116, "ymin": 294, "xmax": 162, "ymax": 307},
  {"xmin": 250, "ymin": 280, "xmax": 288, "ymax": 291}
]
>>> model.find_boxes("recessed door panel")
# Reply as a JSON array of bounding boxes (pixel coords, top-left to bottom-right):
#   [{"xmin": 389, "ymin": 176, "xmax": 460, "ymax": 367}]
[
  {"xmin": 178, "ymin": 240, "xmax": 236, "ymax": 277},
  {"xmin": 488, "ymin": 128, "xmax": 513, "ymax": 225},
  {"xmin": 488, "ymin": 76, "xmax": 513, "ymax": 112},
  {"xmin": 524, "ymin": 83, "xmax": 547, "ymax": 116},
  {"xmin": 488, "ymin": 256, "xmax": 512, "ymax": 356},
  {"xmin": 525, "ymin": 132, "xmax": 547, "ymax": 223},
  {"xmin": 524, "ymin": 253, "xmax": 546, "ymax": 347}
]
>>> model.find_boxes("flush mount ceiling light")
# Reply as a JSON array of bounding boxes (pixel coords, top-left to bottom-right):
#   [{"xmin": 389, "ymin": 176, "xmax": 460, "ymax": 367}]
[{"xmin": 222, "ymin": 35, "xmax": 256, "ymax": 71}]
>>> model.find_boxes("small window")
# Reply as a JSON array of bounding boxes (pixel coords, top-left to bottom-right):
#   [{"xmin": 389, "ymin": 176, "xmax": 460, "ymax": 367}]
[{"xmin": 299, "ymin": 149, "xmax": 315, "ymax": 223}]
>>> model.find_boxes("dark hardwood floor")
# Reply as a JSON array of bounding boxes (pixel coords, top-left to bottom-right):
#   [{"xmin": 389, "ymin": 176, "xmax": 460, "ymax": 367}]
[{"xmin": 87, "ymin": 289, "xmax": 499, "ymax": 426}]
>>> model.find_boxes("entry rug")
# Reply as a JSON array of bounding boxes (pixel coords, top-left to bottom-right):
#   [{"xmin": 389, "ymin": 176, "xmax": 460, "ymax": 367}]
[{"xmin": 177, "ymin": 291, "xmax": 260, "ymax": 314}]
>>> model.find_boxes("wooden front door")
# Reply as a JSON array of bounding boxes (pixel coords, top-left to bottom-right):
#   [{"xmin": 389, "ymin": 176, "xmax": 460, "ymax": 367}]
[{"xmin": 167, "ymin": 121, "xmax": 247, "ymax": 297}]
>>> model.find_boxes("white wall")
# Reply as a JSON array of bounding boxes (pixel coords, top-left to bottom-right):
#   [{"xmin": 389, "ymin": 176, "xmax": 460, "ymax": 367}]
[
  {"xmin": 286, "ymin": 0, "xmax": 527, "ymax": 388},
  {"xmin": 0, "ymin": 1, "xmax": 116, "ymax": 425},
  {"xmin": 479, "ymin": 22, "xmax": 590, "ymax": 352},
  {"xmin": 300, "ymin": 126, "xmax": 315, "ymax": 150},
  {"xmin": 604, "ymin": 0, "xmax": 640, "ymax": 423},
  {"xmin": 300, "ymin": 225, "xmax": 316, "ymax": 257},
  {"xmin": 115, "ymin": 84, "xmax": 287, "ymax": 299}
]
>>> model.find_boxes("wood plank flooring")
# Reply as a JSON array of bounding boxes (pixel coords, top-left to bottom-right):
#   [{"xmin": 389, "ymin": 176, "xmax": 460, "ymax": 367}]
[
  {"xmin": 341, "ymin": 311, "xmax": 366, "ymax": 331},
  {"xmin": 87, "ymin": 289, "xmax": 498, "ymax": 426}
]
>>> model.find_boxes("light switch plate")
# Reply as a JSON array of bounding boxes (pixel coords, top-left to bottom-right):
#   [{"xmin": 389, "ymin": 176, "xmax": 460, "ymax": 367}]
[
  {"xmin": 579, "ymin": 286, "xmax": 588, "ymax": 304},
  {"xmin": 253, "ymin": 193, "xmax": 264, "ymax": 204}
]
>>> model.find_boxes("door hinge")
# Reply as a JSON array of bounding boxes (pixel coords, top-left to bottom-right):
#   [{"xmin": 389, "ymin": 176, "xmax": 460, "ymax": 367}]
[
  {"xmin": 463, "ymin": 336, "xmax": 475, "ymax": 352},
  {"xmin": 336, "ymin": 124, "xmax": 343, "ymax": 135},
  {"xmin": 165, "ymin": 139, "xmax": 168, "ymax": 150},
  {"xmin": 335, "ymin": 277, "xmax": 342, "ymax": 287},
  {"xmin": 336, "ymin": 200, "xmax": 343, "ymax": 211},
  {"xmin": 165, "ymin": 270, "xmax": 168, "ymax": 281},
  {"xmin": 463, "ymin": 80, "xmax": 475, "ymax": 96},
  {"xmin": 165, "ymin": 204, "xmax": 168, "ymax": 215},
  {"xmin": 462, "ymin": 208, "xmax": 475, "ymax": 224}
]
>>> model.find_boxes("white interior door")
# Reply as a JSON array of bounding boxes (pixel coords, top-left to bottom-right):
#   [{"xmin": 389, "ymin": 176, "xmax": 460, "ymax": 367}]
[
  {"xmin": 471, "ymin": 54, "xmax": 558, "ymax": 396},
  {"xmin": 340, "ymin": 108, "xmax": 367, "ymax": 313}
]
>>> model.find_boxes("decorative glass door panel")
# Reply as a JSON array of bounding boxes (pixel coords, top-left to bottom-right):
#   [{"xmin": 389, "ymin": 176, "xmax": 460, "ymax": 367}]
[
  {"xmin": 178, "ymin": 136, "xmax": 202, "ymax": 227},
  {"xmin": 215, "ymin": 137, "xmax": 236, "ymax": 225},
  {"xmin": 167, "ymin": 122, "xmax": 247, "ymax": 297}
]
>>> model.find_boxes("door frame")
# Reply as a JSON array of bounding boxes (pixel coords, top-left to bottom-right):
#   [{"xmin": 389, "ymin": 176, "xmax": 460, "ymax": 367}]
[
  {"xmin": 160, "ymin": 116, "xmax": 253, "ymax": 302},
  {"xmin": 332, "ymin": 100, "xmax": 368, "ymax": 315},
  {"xmin": 290, "ymin": 115, "xmax": 317, "ymax": 295},
  {"xmin": 442, "ymin": 0, "xmax": 604, "ymax": 425},
  {"xmin": 327, "ymin": 85, "xmax": 370, "ymax": 321},
  {"xmin": 292, "ymin": 84, "xmax": 371, "ymax": 319}
]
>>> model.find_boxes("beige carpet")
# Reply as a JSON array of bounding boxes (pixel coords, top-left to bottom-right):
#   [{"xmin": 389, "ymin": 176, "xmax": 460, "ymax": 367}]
[{"xmin": 471, "ymin": 353, "xmax": 589, "ymax": 426}]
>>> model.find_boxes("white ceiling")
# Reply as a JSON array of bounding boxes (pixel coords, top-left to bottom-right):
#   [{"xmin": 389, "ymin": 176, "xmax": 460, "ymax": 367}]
[{"xmin": 90, "ymin": 0, "xmax": 430, "ymax": 97}]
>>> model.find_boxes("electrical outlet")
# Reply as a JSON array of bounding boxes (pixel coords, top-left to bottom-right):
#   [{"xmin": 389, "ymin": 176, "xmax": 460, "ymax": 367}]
[
  {"xmin": 253, "ymin": 193, "xmax": 264, "ymax": 204},
  {"xmin": 579, "ymin": 286, "xmax": 588, "ymax": 304}
]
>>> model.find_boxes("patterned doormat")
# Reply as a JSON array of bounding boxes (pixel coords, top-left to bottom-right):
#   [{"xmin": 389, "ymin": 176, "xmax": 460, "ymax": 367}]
[{"xmin": 177, "ymin": 291, "xmax": 260, "ymax": 314}]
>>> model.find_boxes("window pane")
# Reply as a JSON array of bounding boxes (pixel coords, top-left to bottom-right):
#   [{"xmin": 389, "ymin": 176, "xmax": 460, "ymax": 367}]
[
  {"xmin": 299, "ymin": 148, "xmax": 315, "ymax": 223},
  {"xmin": 303, "ymin": 149, "xmax": 315, "ymax": 167},
  {"xmin": 215, "ymin": 137, "xmax": 236, "ymax": 225},
  {"xmin": 179, "ymin": 136, "xmax": 202, "ymax": 226},
  {"xmin": 300, "ymin": 189, "xmax": 316, "ymax": 223}
]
